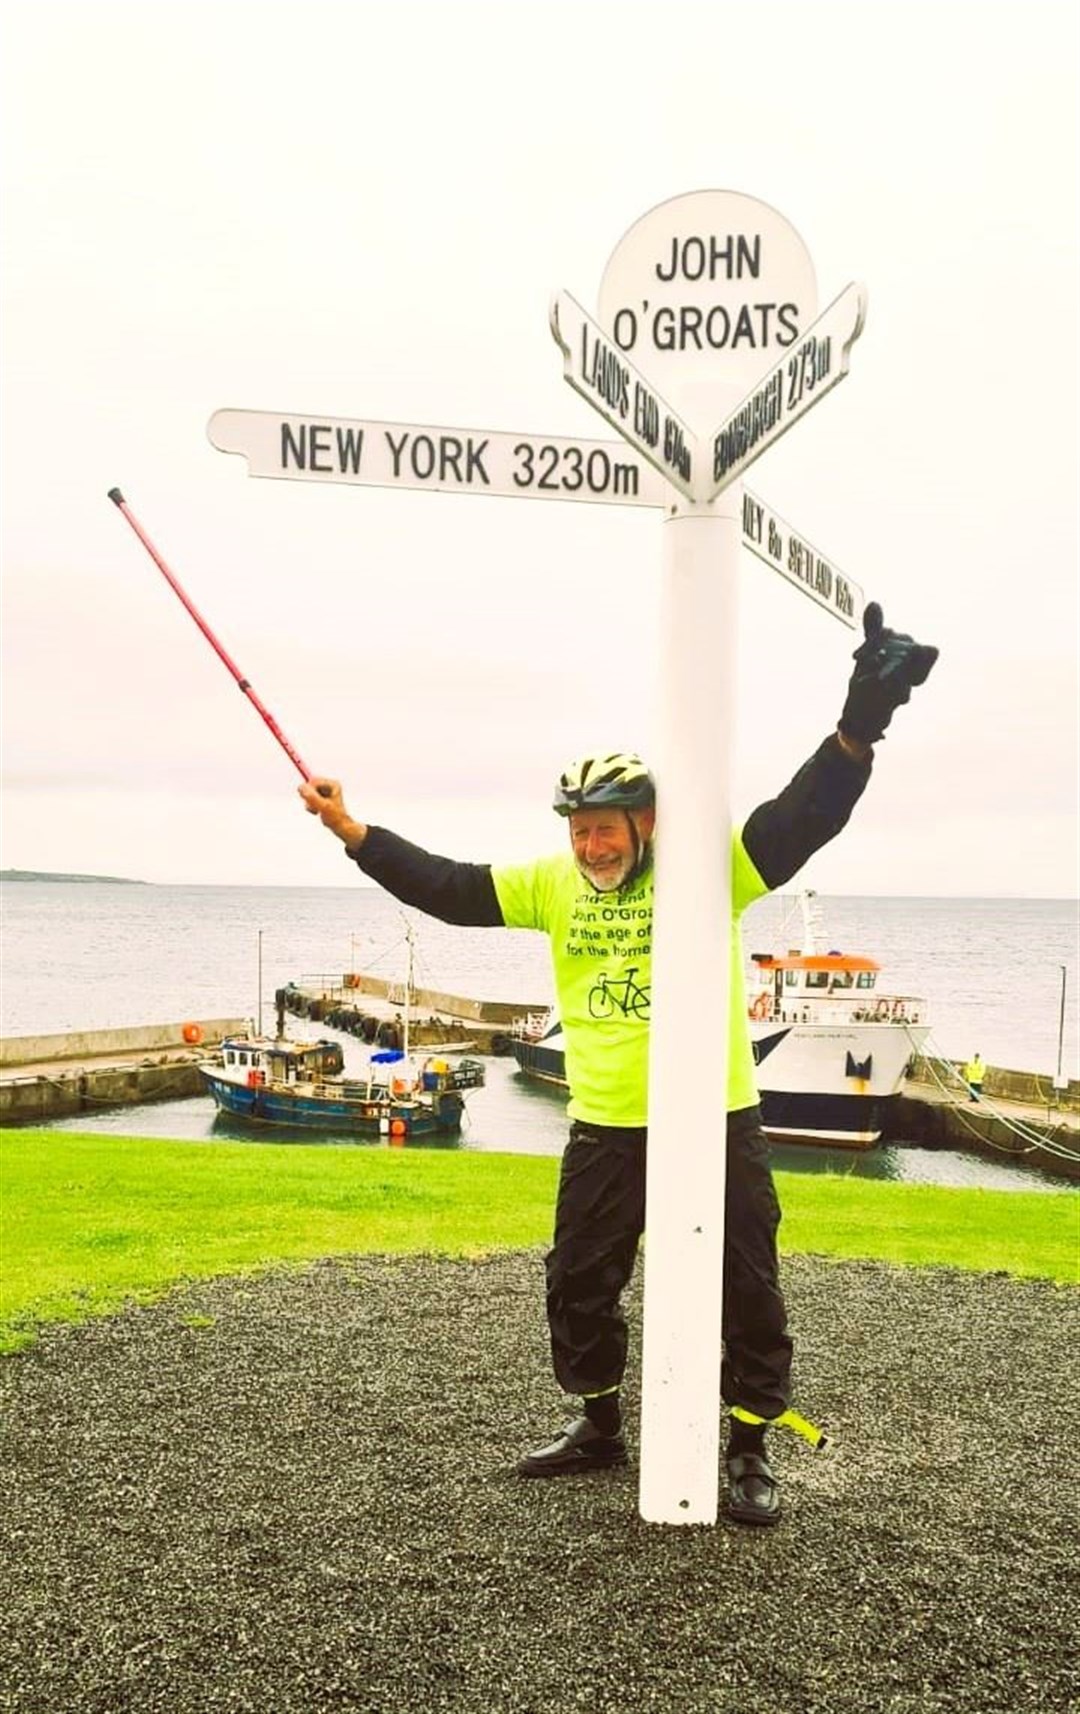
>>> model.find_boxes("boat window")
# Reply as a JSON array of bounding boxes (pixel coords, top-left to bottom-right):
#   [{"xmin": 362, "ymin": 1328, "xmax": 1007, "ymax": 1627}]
[
  {"xmin": 856, "ymin": 972, "xmax": 876, "ymax": 990},
  {"xmin": 239, "ymin": 1051, "xmax": 249, "ymax": 1066},
  {"xmin": 784, "ymin": 970, "xmax": 799, "ymax": 988},
  {"xmin": 805, "ymin": 972, "xmax": 829, "ymax": 989},
  {"xmin": 830, "ymin": 971, "xmax": 854, "ymax": 989},
  {"xmin": 225, "ymin": 1051, "xmax": 235, "ymax": 1065}
]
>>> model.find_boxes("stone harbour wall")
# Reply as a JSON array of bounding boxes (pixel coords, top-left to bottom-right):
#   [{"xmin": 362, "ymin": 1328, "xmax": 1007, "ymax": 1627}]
[{"xmin": 0, "ymin": 1019, "xmax": 248, "ymax": 1070}]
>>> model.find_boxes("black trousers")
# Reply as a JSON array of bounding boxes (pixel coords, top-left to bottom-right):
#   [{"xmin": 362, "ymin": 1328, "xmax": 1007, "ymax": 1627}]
[{"xmin": 544, "ymin": 1109, "xmax": 792, "ymax": 1420}]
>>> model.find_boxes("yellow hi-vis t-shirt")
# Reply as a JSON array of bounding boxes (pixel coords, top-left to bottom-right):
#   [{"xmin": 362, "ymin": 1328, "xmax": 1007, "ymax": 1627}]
[{"xmin": 492, "ymin": 836, "xmax": 769, "ymax": 1126}]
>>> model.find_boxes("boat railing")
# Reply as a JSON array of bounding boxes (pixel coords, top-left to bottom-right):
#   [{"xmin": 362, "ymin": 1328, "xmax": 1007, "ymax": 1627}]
[
  {"xmin": 752, "ymin": 994, "xmax": 927, "ymax": 1026},
  {"xmin": 297, "ymin": 1061, "xmax": 485, "ymax": 1103},
  {"xmin": 511, "ymin": 1010, "xmax": 552, "ymax": 1041},
  {"xmin": 306, "ymin": 1080, "xmax": 374, "ymax": 1102},
  {"xmin": 857, "ymin": 995, "xmax": 925, "ymax": 1023}
]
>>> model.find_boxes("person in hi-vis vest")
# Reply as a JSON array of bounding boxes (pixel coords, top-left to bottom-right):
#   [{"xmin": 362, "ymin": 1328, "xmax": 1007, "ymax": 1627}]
[{"xmin": 963, "ymin": 1054, "xmax": 986, "ymax": 1101}]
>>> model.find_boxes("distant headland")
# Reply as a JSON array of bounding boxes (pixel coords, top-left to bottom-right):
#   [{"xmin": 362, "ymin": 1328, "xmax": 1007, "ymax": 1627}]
[{"xmin": 1, "ymin": 869, "xmax": 147, "ymax": 885}]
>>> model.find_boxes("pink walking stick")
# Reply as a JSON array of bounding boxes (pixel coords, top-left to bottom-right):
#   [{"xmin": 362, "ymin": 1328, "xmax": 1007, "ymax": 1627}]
[{"xmin": 108, "ymin": 487, "xmax": 315, "ymax": 783}]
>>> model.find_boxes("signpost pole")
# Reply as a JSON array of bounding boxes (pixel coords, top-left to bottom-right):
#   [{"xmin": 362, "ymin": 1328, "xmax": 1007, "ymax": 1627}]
[{"xmin": 639, "ymin": 478, "xmax": 742, "ymax": 1525}]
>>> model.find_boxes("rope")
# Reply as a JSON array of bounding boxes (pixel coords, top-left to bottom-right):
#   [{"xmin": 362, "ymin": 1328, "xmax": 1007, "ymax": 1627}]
[
  {"xmin": 363, "ymin": 931, "xmax": 409, "ymax": 975},
  {"xmin": 908, "ymin": 1032, "xmax": 1080, "ymax": 1165}
]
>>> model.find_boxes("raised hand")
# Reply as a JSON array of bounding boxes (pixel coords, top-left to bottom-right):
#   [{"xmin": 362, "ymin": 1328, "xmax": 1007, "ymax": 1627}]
[{"xmin": 839, "ymin": 602, "xmax": 939, "ymax": 745}]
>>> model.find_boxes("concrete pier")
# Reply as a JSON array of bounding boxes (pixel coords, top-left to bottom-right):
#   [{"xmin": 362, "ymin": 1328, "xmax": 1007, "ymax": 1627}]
[
  {"xmin": 886, "ymin": 1055, "xmax": 1080, "ymax": 1181},
  {"xmin": 280, "ymin": 975, "xmax": 547, "ymax": 1053},
  {"xmin": 0, "ymin": 1019, "xmax": 247, "ymax": 1124}
]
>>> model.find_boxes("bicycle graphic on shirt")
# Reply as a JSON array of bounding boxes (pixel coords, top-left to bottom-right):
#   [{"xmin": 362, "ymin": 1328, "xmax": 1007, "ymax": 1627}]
[{"xmin": 588, "ymin": 966, "xmax": 651, "ymax": 1019}]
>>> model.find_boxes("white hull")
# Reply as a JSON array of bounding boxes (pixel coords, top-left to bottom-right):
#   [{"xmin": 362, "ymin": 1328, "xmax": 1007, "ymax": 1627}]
[
  {"xmin": 512, "ymin": 1020, "xmax": 929, "ymax": 1147},
  {"xmin": 749, "ymin": 1019, "xmax": 927, "ymax": 1097},
  {"xmin": 750, "ymin": 1020, "xmax": 929, "ymax": 1146}
]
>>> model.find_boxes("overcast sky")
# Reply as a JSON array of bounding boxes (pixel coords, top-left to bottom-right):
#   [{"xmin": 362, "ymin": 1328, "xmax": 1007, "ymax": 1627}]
[{"xmin": 2, "ymin": 0, "xmax": 1077, "ymax": 897}]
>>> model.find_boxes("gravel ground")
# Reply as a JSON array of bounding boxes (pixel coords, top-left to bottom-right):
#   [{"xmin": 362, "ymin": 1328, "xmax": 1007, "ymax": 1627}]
[{"xmin": 2, "ymin": 1251, "xmax": 1078, "ymax": 1714}]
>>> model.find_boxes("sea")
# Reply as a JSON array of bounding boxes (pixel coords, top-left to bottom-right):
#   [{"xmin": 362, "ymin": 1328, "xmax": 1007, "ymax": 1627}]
[{"xmin": 3, "ymin": 881, "xmax": 1078, "ymax": 1193}]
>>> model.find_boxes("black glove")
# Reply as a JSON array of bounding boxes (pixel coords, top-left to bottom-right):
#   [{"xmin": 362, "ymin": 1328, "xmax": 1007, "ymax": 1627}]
[{"xmin": 839, "ymin": 602, "xmax": 939, "ymax": 745}]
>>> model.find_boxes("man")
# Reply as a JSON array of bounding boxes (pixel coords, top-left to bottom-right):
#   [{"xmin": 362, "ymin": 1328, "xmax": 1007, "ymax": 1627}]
[
  {"xmin": 300, "ymin": 603, "xmax": 937, "ymax": 1525},
  {"xmin": 963, "ymin": 1053, "xmax": 986, "ymax": 1101}
]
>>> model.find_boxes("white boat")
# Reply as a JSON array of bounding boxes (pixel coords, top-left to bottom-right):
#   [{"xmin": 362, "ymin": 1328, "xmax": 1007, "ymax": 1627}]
[
  {"xmin": 509, "ymin": 894, "xmax": 929, "ymax": 1149},
  {"xmin": 746, "ymin": 892, "xmax": 929, "ymax": 1147}
]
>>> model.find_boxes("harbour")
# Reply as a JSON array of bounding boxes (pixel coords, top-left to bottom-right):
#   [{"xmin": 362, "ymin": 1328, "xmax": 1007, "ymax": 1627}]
[
  {"xmin": 3, "ymin": 1006, "xmax": 1077, "ymax": 1191},
  {"xmin": 2, "ymin": 879, "xmax": 1077, "ymax": 1191}
]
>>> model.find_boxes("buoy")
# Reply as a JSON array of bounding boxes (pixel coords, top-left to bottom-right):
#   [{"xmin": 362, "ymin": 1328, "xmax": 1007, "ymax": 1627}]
[
  {"xmin": 181, "ymin": 1022, "xmax": 203, "ymax": 1045},
  {"xmin": 389, "ymin": 1118, "xmax": 407, "ymax": 1140}
]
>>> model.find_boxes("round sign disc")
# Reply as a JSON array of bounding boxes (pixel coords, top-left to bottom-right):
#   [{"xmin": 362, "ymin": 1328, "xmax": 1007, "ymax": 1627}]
[{"xmin": 597, "ymin": 189, "xmax": 819, "ymax": 426}]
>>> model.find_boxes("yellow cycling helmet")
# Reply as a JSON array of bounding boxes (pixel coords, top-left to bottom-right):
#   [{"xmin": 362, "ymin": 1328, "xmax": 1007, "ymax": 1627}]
[{"xmin": 552, "ymin": 752, "xmax": 656, "ymax": 816}]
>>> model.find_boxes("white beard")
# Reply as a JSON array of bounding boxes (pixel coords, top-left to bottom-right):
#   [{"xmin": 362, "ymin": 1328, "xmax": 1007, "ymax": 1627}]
[{"xmin": 577, "ymin": 853, "xmax": 634, "ymax": 893}]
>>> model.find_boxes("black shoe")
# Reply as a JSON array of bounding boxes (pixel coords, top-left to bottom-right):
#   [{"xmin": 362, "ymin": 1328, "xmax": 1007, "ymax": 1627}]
[
  {"xmin": 726, "ymin": 1450, "xmax": 782, "ymax": 1526},
  {"xmin": 517, "ymin": 1415, "xmax": 628, "ymax": 1479}
]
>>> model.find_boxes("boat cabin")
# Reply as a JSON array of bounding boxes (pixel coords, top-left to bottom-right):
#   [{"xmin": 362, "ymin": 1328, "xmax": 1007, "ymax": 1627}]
[
  {"xmin": 219, "ymin": 1036, "xmax": 345, "ymax": 1085},
  {"xmin": 747, "ymin": 953, "xmax": 923, "ymax": 1025}
]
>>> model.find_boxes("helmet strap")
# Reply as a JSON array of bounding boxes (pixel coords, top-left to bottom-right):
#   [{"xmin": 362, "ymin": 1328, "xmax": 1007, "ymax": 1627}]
[{"xmin": 621, "ymin": 811, "xmax": 653, "ymax": 891}]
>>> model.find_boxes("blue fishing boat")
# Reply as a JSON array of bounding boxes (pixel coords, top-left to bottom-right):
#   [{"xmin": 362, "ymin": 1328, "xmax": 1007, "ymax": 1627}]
[
  {"xmin": 200, "ymin": 952, "xmax": 484, "ymax": 1140},
  {"xmin": 200, "ymin": 1032, "xmax": 484, "ymax": 1139}
]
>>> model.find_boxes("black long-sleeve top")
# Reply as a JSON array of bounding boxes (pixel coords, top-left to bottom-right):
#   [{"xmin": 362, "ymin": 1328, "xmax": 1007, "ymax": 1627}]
[{"xmin": 348, "ymin": 734, "xmax": 872, "ymax": 920}]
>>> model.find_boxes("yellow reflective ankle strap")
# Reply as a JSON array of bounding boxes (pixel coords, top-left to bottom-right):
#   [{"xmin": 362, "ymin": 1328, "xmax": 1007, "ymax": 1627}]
[{"xmin": 731, "ymin": 1405, "xmax": 829, "ymax": 1451}]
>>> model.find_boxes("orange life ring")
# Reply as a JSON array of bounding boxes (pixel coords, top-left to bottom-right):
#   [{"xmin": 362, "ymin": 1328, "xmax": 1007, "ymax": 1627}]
[
  {"xmin": 750, "ymin": 994, "xmax": 770, "ymax": 1021},
  {"xmin": 181, "ymin": 1022, "xmax": 203, "ymax": 1045}
]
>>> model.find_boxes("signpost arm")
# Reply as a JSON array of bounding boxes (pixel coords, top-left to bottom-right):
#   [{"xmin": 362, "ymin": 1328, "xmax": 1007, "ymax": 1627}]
[
  {"xmin": 706, "ymin": 284, "xmax": 867, "ymax": 501},
  {"xmin": 639, "ymin": 477, "xmax": 742, "ymax": 1525}
]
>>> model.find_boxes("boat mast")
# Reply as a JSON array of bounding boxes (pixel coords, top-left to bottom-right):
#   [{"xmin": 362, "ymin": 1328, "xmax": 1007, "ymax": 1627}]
[
  {"xmin": 798, "ymin": 890, "xmax": 822, "ymax": 956},
  {"xmin": 403, "ymin": 916, "xmax": 414, "ymax": 1062}
]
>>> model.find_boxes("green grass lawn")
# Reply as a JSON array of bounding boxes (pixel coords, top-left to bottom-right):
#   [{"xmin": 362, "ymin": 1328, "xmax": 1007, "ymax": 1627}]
[{"xmin": 1, "ymin": 1130, "xmax": 1076, "ymax": 1352}]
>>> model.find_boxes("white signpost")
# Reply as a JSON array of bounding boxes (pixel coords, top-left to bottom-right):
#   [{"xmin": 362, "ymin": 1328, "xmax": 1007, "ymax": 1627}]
[
  {"xmin": 578, "ymin": 193, "xmax": 865, "ymax": 1526},
  {"xmin": 209, "ymin": 189, "xmax": 867, "ymax": 1527}
]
